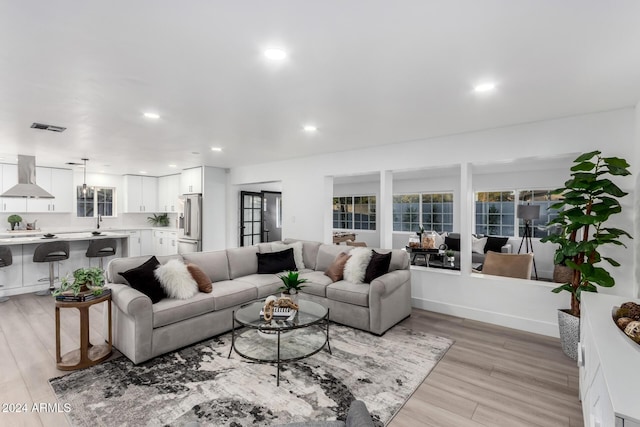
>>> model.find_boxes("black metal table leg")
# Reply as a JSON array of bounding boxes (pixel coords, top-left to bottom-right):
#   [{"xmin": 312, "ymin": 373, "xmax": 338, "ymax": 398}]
[{"xmin": 228, "ymin": 310, "xmax": 235, "ymax": 359}]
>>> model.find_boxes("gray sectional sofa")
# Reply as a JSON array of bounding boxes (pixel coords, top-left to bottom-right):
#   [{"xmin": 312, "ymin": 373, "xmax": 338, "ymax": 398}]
[{"xmin": 104, "ymin": 239, "xmax": 411, "ymax": 364}]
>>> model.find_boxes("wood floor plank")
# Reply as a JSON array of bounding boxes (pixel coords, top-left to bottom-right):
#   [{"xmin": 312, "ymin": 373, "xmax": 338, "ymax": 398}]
[{"xmin": 1, "ymin": 294, "xmax": 583, "ymax": 427}]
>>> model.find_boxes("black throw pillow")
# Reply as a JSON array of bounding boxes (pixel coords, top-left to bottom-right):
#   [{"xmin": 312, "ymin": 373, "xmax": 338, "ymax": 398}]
[
  {"xmin": 119, "ymin": 256, "xmax": 167, "ymax": 304},
  {"xmin": 444, "ymin": 236, "xmax": 461, "ymax": 252},
  {"xmin": 257, "ymin": 248, "xmax": 297, "ymax": 274},
  {"xmin": 364, "ymin": 250, "xmax": 392, "ymax": 284},
  {"xmin": 484, "ymin": 236, "xmax": 509, "ymax": 253}
]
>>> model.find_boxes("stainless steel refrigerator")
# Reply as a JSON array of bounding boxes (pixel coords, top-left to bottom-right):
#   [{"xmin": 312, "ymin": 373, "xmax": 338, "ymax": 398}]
[{"xmin": 178, "ymin": 194, "xmax": 202, "ymax": 254}]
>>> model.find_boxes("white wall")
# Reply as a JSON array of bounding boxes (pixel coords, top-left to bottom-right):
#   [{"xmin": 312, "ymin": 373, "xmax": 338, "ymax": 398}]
[{"xmin": 228, "ymin": 108, "xmax": 638, "ymax": 336}]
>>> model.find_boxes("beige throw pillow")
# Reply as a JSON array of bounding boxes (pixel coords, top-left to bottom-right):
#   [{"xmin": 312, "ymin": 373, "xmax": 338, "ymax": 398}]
[{"xmin": 324, "ymin": 252, "xmax": 351, "ymax": 282}]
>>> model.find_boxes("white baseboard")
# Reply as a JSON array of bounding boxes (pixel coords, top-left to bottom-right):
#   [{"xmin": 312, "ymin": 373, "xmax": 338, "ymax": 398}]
[{"xmin": 411, "ymin": 297, "xmax": 560, "ymax": 338}]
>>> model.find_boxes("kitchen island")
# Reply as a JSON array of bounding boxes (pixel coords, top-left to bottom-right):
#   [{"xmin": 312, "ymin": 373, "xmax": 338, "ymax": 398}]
[{"xmin": 0, "ymin": 231, "xmax": 130, "ymax": 297}]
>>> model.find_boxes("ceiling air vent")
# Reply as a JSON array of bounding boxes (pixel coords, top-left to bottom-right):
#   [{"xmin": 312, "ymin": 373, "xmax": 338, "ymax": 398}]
[{"xmin": 31, "ymin": 122, "xmax": 67, "ymax": 132}]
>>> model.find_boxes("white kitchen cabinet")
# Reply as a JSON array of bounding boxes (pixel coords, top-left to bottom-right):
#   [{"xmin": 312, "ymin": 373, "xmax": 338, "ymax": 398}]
[
  {"xmin": 180, "ymin": 167, "xmax": 202, "ymax": 194},
  {"xmin": 0, "ymin": 164, "xmax": 27, "ymax": 213},
  {"xmin": 125, "ymin": 230, "xmax": 142, "ymax": 257},
  {"xmin": 152, "ymin": 229, "xmax": 178, "ymax": 256},
  {"xmin": 25, "ymin": 167, "xmax": 73, "ymax": 213},
  {"xmin": 158, "ymin": 174, "xmax": 180, "ymax": 212},
  {"xmin": 579, "ymin": 293, "xmax": 640, "ymax": 427},
  {"xmin": 123, "ymin": 175, "xmax": 158, "ymax": 213},
  {"xmin": 140, "ymin": 229, "xmax": 154, "ymax": 256}
]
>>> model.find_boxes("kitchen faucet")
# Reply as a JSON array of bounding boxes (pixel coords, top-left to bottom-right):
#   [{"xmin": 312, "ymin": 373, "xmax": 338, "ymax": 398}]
[{"xmin": 97, "ymin": 214, "xmax": 102, "ymax": 229}]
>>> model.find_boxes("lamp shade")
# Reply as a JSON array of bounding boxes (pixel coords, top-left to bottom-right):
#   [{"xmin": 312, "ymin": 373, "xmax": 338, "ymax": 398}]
[{"xmin": 517, "ymin": 204, "xmax": 540, "ymax": 220}]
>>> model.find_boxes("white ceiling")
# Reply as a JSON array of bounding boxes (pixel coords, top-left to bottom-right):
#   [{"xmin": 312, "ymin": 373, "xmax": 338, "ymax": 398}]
[{"xmin": 1, "ymin": 1, "xmax": 639, "ymax": 176}]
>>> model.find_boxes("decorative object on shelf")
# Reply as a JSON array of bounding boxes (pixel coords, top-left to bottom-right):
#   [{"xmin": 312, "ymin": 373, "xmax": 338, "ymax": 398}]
[
  {"xmin": 53, "ymin": 267, "xmax": 105, "ymax": 297},
  {"xmin": 613, "ymin": 302, "xmax": 640, "ymax": 345},
  {"xmin": 407, "ymin": 235, "xmax": 420, "ymax": 248},
  {"xmin": 7, "ymin": 214, "xmax": 22, "ymax": 230},
  {"xmin": 516, "ymin": 203, "xmax": 540, "ymax": 280},
  {"xmin": 445, "ymin": 249, "xmax": 455, "ymax": 265},
  {"xmin": 416, "ymin": 226, "xmax": 425, "ymax": 247},
  {"xmin": 541, "ymin": 151, "xmax": 632, "ymax": 360},
  {"xmin": 422, "ymin": 230, "xmax": 436, "ymax": 249},
  {"xmin": 147, "ymin": 213, "xmax": 170, "ymax": 227}
]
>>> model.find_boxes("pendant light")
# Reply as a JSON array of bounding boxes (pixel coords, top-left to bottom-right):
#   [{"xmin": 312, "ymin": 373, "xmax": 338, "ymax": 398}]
[{"xmin": 81, "ymin": 158, "xmax": 89, "ymax": 196}]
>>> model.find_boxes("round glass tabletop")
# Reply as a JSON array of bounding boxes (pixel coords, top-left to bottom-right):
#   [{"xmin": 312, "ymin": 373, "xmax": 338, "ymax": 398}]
[{"xmin": 234, "ymin": 298, "xmax": 328, "ymax": 331}]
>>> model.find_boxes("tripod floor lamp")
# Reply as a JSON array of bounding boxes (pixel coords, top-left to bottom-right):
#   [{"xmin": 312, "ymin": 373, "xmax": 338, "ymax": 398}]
[{"xmin": 517, "ymin": 204, "xmax": 540, "ymax": 280}]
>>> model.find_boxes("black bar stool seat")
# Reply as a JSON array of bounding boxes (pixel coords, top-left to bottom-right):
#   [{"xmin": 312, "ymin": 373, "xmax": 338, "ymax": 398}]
[
  {"xmin": 86, "ymin": 238, "xmax": 117, "ymax": 269},
  {"xmin": 0, "ymin": 246, "xmax": 12, "ymax": 303},
  {"xmin": 34, "ymin": 241, "xmax": 70, "ymax": 296}
]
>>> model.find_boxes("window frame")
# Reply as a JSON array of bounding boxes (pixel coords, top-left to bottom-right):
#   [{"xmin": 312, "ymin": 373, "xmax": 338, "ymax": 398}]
[
  {"xmin": 332, "ymin": 195, "xmax": 377, "ymax": 231},
  {"xmin": 76, "ymin": 186, "xmax": 117, "ymax": 218},
  {"xmin": 392, "ymin": 191, "xmax": 454, "ymax": 233}
]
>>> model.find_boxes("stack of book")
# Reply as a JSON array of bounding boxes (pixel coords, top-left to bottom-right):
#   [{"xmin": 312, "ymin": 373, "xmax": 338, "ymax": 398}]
[{"xmin": 55, "ymin": 288, "xmax": 111, "ymax": 302}]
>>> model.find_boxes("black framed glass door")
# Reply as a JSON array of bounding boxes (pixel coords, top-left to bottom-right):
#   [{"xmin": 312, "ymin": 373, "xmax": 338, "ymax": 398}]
[{"xmin": 240, "ymin": 191, "xmax": 263, "ymax": 246}]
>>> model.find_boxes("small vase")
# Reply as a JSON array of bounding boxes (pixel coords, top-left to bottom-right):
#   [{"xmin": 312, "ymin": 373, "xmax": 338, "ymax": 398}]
[{"xmin": 282, "ymin": 290, "xmax": 299, "ymax": 305}]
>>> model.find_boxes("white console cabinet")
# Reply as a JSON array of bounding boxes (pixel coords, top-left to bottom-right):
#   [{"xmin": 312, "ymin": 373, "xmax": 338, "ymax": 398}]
[{"xmin": 579, "ymin": 293, "xmax": 640, "ymax": 427}]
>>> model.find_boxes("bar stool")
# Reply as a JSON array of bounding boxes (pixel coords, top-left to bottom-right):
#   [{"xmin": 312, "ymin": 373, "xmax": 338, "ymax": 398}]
[
  {"xmin": 86, "ymin": 238, "xmax": 117, "ymax": 270},
  {"xmin": 0, "ymin": 246, "xmax": 12, "ymax": 303},
  {"xmin": 34, "ymin": 241, "xmax": 70, "ymax": 296}
]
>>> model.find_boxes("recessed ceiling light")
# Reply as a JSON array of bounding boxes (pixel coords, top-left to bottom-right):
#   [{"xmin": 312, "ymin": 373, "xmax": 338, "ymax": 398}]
[
  {"xmin": 303, "ymin": 125, "xmax": 317, "ymax": 132},
  {"xmin": 211, "ymin": 147, "xmax": 223, "ymax": 152},
  {"xmin": 168, "ymin": 164, "xmax": 177, "ymax": 168},
  {"xmin": 139, "ymin": 171, "xmax": 147, "ymax": 174},
  {"xmin": 264, "ymin": 48, "xmax": 287, "ymax": 60},
  {"xmin": 143, "ymin": 112, "xmax": 160, "ymax": 119},
  {"xmin": 473, "ymin": 82, "xmax": 497, "ymax": 93},
  {"xmin": 191, "ymin": 151, "xmax": 200, "ymax": 155}
]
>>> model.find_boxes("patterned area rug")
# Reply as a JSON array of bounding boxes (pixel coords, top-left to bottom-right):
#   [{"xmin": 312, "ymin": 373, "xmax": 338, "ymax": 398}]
[{"xmin": 50, "ymin": 324, "xmax": 452, "ymax": 426}]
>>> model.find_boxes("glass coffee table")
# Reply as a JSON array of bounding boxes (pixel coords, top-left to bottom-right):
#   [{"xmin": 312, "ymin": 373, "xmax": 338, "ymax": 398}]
[{"xmin": 228, "ymin": 299, "xmax": 331, "ymax": 386}]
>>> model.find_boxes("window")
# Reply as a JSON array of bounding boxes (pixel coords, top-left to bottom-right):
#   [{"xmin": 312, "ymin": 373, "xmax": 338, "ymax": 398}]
[
  {"xmin": 77, "ymin": 187, "xmax": 115, "ymax": 217},
  {"xmin": 332, "ymin": 196, "xmax": 376, "ymax": 230},
  {"xmin": 393, "ymin": 192, "xmax": 454, "ymax": 233},
  {"xmin": 475, "ymin": 189, "xmax": 558, "ymax": 237}
]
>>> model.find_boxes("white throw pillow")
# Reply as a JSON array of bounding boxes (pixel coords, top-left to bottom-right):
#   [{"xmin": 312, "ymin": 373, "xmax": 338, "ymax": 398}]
[
  {"xmin": 271, "ymin": 241, "xmax": 305, "ymax": 270},
  {"xmin": 472, "ymin": 236, "xmax": 488, "ymax": 254},
  {"xmin": 343, "ymin": 247, "xmax": 372, "ymax": 284},
  {"xmin": 433, "ymin": 232, "xmax": 448, "ymax": 249},
  {"xmin": 154, "ymin": 259, "xmax": 198, "ymax": 300}
]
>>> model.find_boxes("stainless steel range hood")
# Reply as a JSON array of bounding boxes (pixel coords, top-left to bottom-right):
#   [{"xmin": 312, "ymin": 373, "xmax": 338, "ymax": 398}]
[{"xmin": 0, "ymin": 155, "xmax": 54, "ymax": 198}]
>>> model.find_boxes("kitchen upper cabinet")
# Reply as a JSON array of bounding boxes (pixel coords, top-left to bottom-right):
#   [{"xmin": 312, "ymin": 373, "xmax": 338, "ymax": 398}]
[
  {"xmin": 25, "ymin": 167, "xmax": 73, "ymax": 213},
  {"xmin": 181, "ymin": 167, "xmax": 202, "ymax": 194},
  {"xmin": 123, "ymin": 175, "xmax": 158, "ymax": 213},
  {"xmin": 158, "ymin": 174, "xmax": 180, "ymax": 212},
  {"xmin": 0, "ymin": 164, "xmax": 27, "ymax": 212}
]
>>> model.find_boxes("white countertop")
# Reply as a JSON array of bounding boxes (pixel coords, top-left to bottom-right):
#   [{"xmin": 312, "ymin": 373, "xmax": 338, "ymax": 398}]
[
  {"xmin": 0, "ymin": 231, "xmax": 130, "ymax": 246},
  {"xmin": 0, "ymin": 226, "xmax": 180, "ymax": 239}
]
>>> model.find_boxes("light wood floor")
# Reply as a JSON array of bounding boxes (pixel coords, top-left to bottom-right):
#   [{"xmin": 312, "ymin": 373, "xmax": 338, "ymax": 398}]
[{"xmin": 0, "ymin": 294, "xmax": 583, "ymax": 427}]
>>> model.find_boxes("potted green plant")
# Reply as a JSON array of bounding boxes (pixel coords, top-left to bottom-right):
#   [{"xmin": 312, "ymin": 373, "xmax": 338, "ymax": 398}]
[
  {"xmin": 541, "ymin": 150, "xmax": 632, "ymax": 360},
  {"xmin": 53, "ymin": 267, "xmax": 105, "ymax": 297},
  {"xmin": 278, "ymin": 271, "xmax": 307, "ymax": 303},
  {"xmin": 147, "ymin": 213, "xmax": 170, "ymax": 227},
  {"xmin": 7, "ymin": 214, "xmax": 22, "ymax": 230}
]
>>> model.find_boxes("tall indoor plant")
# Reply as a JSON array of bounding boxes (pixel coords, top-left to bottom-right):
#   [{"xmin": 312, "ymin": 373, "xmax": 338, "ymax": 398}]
[{"xmin": 542, "ymin": 151, "xmax": 631, "ymax": 358}]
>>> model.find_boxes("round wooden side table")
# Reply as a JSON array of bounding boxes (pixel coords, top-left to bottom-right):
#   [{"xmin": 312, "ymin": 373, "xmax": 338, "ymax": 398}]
[{"xmin": 55, "ymin": 292, "xmax": 112, "ymax": 370}]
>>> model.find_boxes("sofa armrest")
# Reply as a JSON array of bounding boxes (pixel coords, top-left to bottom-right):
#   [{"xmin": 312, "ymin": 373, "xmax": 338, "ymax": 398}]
[
  {"xmin": 368, "ymin": 269, "xmax": 412, "ymax": 335},
  {"xmin": 108, "ymin": 282, "xmax": 152, "ymax": 316},
  {"xmin": 369, "ymin": 269, "xmax": 410, "ymax": 297},
  {"xmin": 501, "ymin": 243, "xmax": 512, "ymax": 254},
  {"xmin": 346, "ymin": 400, "xmax": 375, "ymax": 427},
  {"xmin": 105, "ymin": 283, "xmax": 154, "ymax": 364}
]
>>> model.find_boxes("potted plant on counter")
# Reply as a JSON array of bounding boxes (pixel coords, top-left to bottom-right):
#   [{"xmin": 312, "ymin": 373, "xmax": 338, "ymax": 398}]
[
  {"xmin": 541, "ymin": 150, "xmax": 632, "ymax": 360},
  {"xmin": 53, "ymin": 267, "xmax": 106, "ymax": 297},
  {"xmin": 7, "ymin": 214, "xmax": 22, "ymax": 230},
  {"xmin": 147, "ymin": 213, "xmax": 170, "ymax": 227}
]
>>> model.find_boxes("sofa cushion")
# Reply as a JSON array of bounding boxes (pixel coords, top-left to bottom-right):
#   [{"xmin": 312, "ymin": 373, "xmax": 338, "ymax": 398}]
[
  {"xmin": 299, "ymin": 271, "xmax": 333, "ymax": 297},
  {"xmin": 343, "ymin": 248, "xmax": 372, "ymax": 284},
  {"xmin": 227, "ymin": 246, "xmax": 259, "ymax": 279},
  {"xmin": 186, "ymin": 263, "xmax": 213, "ymax": 293},
  {"xmin": 152, "ymin": 292, "xmax": 216, "ymax": 328},
  {"xmin": 182, "ymin": 250, "xmax": 230, "ymax": 282},
  {"xmin": 119, "ymin": 256, "xmax": 167, "ymax": 304},
  {"xmin": 484, "ymin": 236, "xmax": 509, "ymax": 253},
  {"xmin": 233, "ymin": 273, "xmax": 282, "ymax": 298},
  {"xmin": 284, "ymin": 238, "xmax": 322, "ymax": 270},
  {"xmin": 107, "ymin": 254, "xmax": 184, "ymax": 285},
  {"xmin": 271, "ymin": 241, "xmax": 305, "ymax": 270},
  {"xmin": 315, "ymin": 244, "xmax": 352, "ymax": 272},
  {"xmin": 472, "ymin": 236, "xmax": 488, "ymax": 254},
  {"xmin": 210, "ymin": 280, "xmax": 258, "ymax": 311},
  {"xmin": 324, "ymin": 252, "xmax": 351, "ymax": 282},
  {"xmin": 326, "ymin": 281, "xmax": 370, "ymax": 307},
  {"xmin": 364, "ymin": 250, "xmax": 392, "ymax": 284},
  {"xmin": 257, "ymin": 248, "xmax": 297, "ymax": 274}
]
